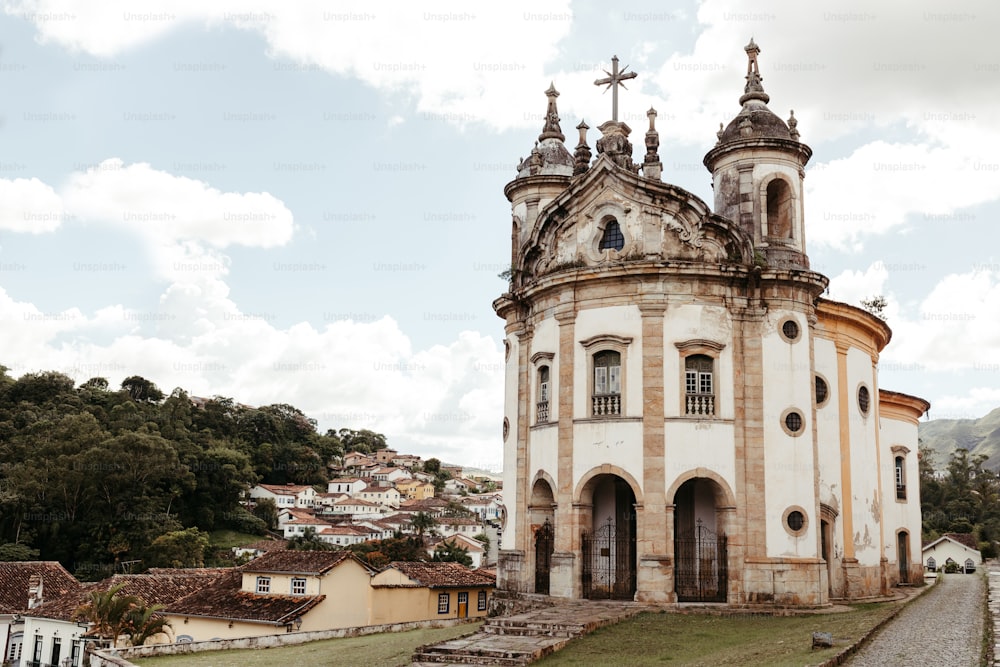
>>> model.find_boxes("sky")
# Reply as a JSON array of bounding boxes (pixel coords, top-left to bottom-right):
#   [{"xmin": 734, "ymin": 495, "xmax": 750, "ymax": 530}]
[{"xmin": 1, "ymin": 0, "xmax": 999, "ymax": 471}]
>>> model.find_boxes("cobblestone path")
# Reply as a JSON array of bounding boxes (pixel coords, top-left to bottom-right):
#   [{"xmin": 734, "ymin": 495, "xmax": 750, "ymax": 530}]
[{"xmin": 847, "ymin": 573, "xmax": 985, "ymax": 667}]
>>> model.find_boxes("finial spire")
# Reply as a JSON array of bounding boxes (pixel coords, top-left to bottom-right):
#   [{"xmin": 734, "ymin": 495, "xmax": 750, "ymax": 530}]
[
  {"xmin": 787, "ymin": 109, "xmax": 800, "ymax": 141},
  {"xmin": 538, "ymin": 82, "xmax": 565, "ymax": 142},
  {"xmin": 573, "ymin": 120, "xmax": 591, "ymax": 176},
  {"xmin": 739, "ymin": 38, "xmax": 769, "ymax": 105},
  {"xmin": 643, "ymin": 107, "xmax": 662, "ymax": 180},
  {"xmin": 594, "ymin": 55, "xmax": 638, "ymax": 122}
]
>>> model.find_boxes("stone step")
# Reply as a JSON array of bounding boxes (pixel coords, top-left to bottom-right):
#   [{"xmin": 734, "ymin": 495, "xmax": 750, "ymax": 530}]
[{"xmin": 411, "ymin": 649, "xmax": 532, "ymax": 666}]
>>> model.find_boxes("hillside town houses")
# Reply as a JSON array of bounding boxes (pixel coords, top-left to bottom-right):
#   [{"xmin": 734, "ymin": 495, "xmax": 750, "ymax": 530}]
[
  {"xmin": 0, "ymin": 448, "xmax": 500, "ymax": 666},
  {"xmin": 259, "ymin": 450, "xmax": 503, "ymax": 553}
]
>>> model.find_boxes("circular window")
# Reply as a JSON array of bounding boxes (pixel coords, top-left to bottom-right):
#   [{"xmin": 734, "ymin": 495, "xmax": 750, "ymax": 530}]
[
  {"xmin": 782, "ymin": 506, "xmax": 808, "ymax": 536},
  {"xmin": 503, "ymin": 417, "xmax": 509, "ymax": 441},
  {"xmin": 781, "ymin": 409, "xmax": 804, "ymax": 436},
  {"xmin": 779, "ymin": 318, "xmax": 800, "ymax": 343},
  {"xmin": 504, "ymin": 340, "xmax": 511, "ymax": 361},
  {"xmin": 815, "ymin": 375, "xmax": 829, "ymax": 406},
  {"xmin": 858, "ymin": 385, "xmax": 871, "ymax": 415}
]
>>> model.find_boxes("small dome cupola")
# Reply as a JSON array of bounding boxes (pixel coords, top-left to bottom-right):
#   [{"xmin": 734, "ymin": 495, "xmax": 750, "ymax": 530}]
[
  {"xmin": 716, "ymin": 38, "xmax": 793, "ymax": 145},
  {"xmin": 515, "ymin": 83, "xmax": 574, "ymax": 179}
]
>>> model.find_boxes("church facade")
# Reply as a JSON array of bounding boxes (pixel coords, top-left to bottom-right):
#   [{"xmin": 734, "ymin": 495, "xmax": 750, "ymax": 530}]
[{"xmin": 494, "ymin": 42, "xmax": 929, "ymax": 606}]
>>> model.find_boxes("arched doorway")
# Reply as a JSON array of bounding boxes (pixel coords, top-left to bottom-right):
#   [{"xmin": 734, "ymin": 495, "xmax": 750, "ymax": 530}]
[
  {"xmin": 580, "ymin": 474, "xmax": 637, "ymax": 600},
  {"xmin": 673, "ymin": 478, "xmax": 727, "ymax": 602},
  {"xmin": 530, "ymin": 478, "xmax": 555, "ymax": 594}
]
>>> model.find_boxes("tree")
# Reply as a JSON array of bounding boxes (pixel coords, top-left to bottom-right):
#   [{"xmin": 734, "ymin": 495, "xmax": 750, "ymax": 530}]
[
  {"xmin": 120, "ymin": 376, "xmax": 164, "ymax": 403},
  {"xmin": 125, "ymin": 601, "xmax": 172, "ymax": 646},
  {"xmin": 147, "ymin": 528, "xmax": 209, "ymax": 568},
  {"xmin": 860, "ymin": 295, "xmax": 887, "ymax": 320},
  {"xmin": 252, "ymin": 497, "xmax": 279, "ymax": 530},
  {"xmin": 287, "ymin": 526, "xmax": 333, "ymax": 551},
  {"xmin": 473, "ymin": 532, "xmax": 491, "ymax": 553},
  {"xmin": 409, "ymin": 512, "xmax": 438, "ymax": 541},
  {"xmin": 0, "ymin": 542, "xmax": 40, "ymax": 561},
  {"xmin": 337, "ymin": 428, "xmax": 387, "ymax": 453},
  {"xmin": 431, "ymin": 542, "xmax": 473, "ymax": 567},
  {"xmin": 73, "ymin": 583, "xmax": 140, "ymax": 647},
  {"xmin": 73, "ymin": 583, "xmax": 172, "ymax": 648}
]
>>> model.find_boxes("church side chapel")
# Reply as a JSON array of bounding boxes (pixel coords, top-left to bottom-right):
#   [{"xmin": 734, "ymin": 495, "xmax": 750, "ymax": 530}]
[{"xmin": 494, "ymin": 41, "xmax": 929, "ymax": 606}]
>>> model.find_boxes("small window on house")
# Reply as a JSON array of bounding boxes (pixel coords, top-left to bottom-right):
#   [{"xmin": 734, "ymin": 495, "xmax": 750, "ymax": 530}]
[
  {"xmin": 684, "ymin": 355, "xmax": 715, "ymax": 416},
  {"xmin": 537, "ymin": 365, "xmax": 550, "ymax": 423},
  {"xmin": 895, "ymin": 456, "xmax": 906, "ymax": 500},
  {"xmin": 592, "ymin": 350, "xmax": 622, "ymax": 416},
  {"xmin": 478, "ymin": 590, "xmax": 488, "ymax": 611},
  {"xmin": 858, "ymin": 385, "xmax": 871, "ymax": 415},
  {"xmin": 599, "ymin": 220, "xmax": 624, "ymax": 251},
  {"xmin": 815, "ymin": 375, "xmax": 829, "ymax": 406},
  {"xmin": 291, "ymin": 578, "xmax": 307, "ymax": 595},
  {"xmin": 256, "ymin": 576, "xmax": 271, "ymax": 594},
  {"xmin": 437, "ymin": 593, "xmax": 450, "ymax": 614},
  {"xmin": 926, "ymin": 556, "xmax": 936, "ymax": 572}
]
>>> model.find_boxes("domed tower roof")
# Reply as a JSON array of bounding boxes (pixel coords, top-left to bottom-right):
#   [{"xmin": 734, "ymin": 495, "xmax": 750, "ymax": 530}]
[{"xmin": 715, "ymin": 39, "xmax": 793, "ymax": 144}]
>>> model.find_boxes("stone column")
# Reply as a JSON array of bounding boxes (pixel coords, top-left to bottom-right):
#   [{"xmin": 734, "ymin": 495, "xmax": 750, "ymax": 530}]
[
  {"xmin": 637, "ymin": 303, "xmax": 670, "ymax": 602},
  {"xmin": 550, "ymin": 309, "xmax": 577, "ymax": 598},
  {"xmin": 512, "ymin": 323, "xmax": 533, "ymax": 593},
  {"xmin": 731, "ymin": 309, "xmax": 765, "ymax": 603}
]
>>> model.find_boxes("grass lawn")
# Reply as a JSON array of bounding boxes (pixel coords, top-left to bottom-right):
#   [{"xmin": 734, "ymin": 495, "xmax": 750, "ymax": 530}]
[
  {"xmin": 206, "ymin": 529, "xmax": 266, "ymax": 550},
  {"xmin": 537, "ymin": 604, "xmax": 900, "ymax": 667},
  {"xmin": 132, "ymin": 622, "xmax": 482, "ymax": 667}
]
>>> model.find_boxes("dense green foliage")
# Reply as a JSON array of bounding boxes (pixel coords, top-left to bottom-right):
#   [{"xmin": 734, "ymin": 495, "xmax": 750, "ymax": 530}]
[
  {"xmin": 0, "ymin": 366, "xmax": 387, "ymax": 577},
  {"xmin": 921, "ymin": 444, "xmax": 1000, "ymax": 557}
]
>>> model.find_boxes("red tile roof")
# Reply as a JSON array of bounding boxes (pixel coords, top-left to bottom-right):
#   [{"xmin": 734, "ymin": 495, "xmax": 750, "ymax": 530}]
[
  {"xmin": 0, "ymin": 561, "xmax": 81, "ymax": 613},
  {"xmin": 377, "ymin": 562, "xmax": 495, "ymax": 589},
  {"xmin": 164, "ymin": 570, "xmax": 324, "ymax": 625},
  {"xmin": 258, "ymin": 483, "xmax": 314, "ymax": 495},
  {"xmin": 944, "ymin": 533, "xmax": 979, "ymax": 550},
  {"xmin": 244, "ymin": 550, "xmax": 363, "ymax": 575},
  {"xmin": 26, "ymin": 571, "xmax": 222, "ymax": 621}
]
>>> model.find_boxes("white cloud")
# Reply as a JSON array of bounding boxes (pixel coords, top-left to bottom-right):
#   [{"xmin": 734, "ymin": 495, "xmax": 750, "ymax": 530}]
[
  {"xmin": 64, "ymin": 159, "xmax": 293, "ymax": 250},
  {"xmin": 882, "ymin": 269, "xmax": 1000, "ymax": 373},
  {"xmin": 0, "ymin": 177, "xmax": 63, "ymax": 233},
  {"xmin": 827, "ymin": 262, "xmax": 889, "ymax": 308},
  {"xmin": 7, "ymin": 1, "xmax": 574, "ymax": 132}
]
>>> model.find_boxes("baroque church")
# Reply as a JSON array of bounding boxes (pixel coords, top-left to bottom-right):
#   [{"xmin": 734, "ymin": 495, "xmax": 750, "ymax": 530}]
[{"xmin": 494, "ymin": 41, "xmax": 929, "ymax": 606}]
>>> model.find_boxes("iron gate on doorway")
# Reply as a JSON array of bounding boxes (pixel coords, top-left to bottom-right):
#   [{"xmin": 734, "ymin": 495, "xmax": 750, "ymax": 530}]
[
  {"xmin": 581, "ymin": 517, "xmax": 636, "ymax": 600},
  {"xmin": 535, "ymin": 519, "xmax": 554, "ymax": 594},
  {"xmin": 675, "ymin": 519, "xmax": 727, "ymax": 602}
]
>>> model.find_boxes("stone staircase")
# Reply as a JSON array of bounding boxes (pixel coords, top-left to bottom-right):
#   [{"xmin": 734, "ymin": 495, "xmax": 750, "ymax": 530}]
[{"xmin": 411, "ymin": 599, "xmax": 647, "ymax": 666}]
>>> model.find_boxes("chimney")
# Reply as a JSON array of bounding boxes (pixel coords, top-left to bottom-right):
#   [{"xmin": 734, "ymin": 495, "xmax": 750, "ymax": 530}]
[{"xmin": 27, "ymin": 574, "xmax": 43, "ymax": 609}]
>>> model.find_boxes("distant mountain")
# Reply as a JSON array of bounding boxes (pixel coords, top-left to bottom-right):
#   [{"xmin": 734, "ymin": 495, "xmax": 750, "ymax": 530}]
[{"xmin": 919, "ymin": 407, "xmax": 1000, "ymax": 472}]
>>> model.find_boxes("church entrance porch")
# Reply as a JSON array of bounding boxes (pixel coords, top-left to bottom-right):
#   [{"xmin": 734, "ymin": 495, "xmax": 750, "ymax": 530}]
[
  {"xmin": 580, "ymin": 475, "xmax": 637, "ymax": 600},
  {"xmin": 673, "ymin": 478, "xmax": 728, "ymax": 603}
]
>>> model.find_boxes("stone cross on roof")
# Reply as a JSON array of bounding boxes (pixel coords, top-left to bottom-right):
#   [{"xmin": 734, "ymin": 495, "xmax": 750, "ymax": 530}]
[{"xmin": 594, "ymin": 55, "xmax": 637, "ymax": 122}]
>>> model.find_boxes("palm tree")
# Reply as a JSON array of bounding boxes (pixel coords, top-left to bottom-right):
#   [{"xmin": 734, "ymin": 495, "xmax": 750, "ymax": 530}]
[
  {"xmin": 72, "ymin": 583, "xmax": 138, "ymax": 647},
  {"xmin": 126, "ymin": 601, "xmax": 172, "ymax": 646}
]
